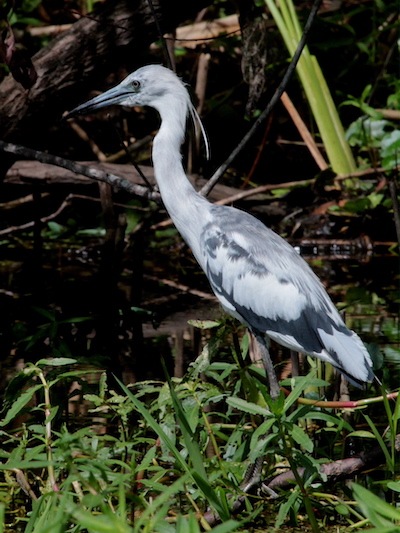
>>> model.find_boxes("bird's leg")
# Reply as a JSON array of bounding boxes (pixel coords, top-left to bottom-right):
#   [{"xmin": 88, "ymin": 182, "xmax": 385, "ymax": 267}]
[
  {"xmin": 241, "ymin": 333, "xmax": 281, "ymax": 494},
  {"xmin": 290, "ymin": 350, "xmax": 300, "ymax": 377},
  {"xmin": 253, "ymin": 332, "xmax": 281, "ymax": 400}
]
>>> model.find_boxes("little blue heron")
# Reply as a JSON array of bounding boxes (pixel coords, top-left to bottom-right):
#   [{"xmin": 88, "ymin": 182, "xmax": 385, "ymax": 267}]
[{"xmin": 68, "ymin": 64, "xmax": 374, "ymax": 398}]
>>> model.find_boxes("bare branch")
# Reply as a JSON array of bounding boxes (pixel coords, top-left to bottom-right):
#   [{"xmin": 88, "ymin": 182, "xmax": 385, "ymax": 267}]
[{"xmin": 0, "ymin": 140, "xmax": 160, "ymax": 202}]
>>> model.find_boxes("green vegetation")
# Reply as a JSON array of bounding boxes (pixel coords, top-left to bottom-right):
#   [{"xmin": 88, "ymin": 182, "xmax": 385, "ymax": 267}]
[
  {"xmin": 0, "ymin": 316, "xmax": 399, "ymax": 531},
  {"xmin": 264, "ymin": 0, "xmax": 356, "ymax": 175},
  {"xmin": 0, "ymin": 0, "xmax": 399, "ymax": 531}
]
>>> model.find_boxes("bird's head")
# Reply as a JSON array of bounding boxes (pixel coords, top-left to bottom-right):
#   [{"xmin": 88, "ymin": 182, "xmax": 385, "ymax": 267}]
[
  {"xmin": 67, "ymin": 64, "xmax": 191, "ymax": 117},
  {"xmin": 67, "ymin": 64, "xmax": 209, "ymax": 158}
]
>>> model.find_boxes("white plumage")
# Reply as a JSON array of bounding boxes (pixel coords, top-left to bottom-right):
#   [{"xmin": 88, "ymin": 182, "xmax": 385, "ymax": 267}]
[{"xmin": 69, "ymin": 64, "xmax": 375, "ymax": 395}]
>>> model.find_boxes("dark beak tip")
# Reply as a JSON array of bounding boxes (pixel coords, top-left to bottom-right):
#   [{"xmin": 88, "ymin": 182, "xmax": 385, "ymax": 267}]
[{"xmin": 63, "ymin": 106, "xmax": 90, "ymax": 120}]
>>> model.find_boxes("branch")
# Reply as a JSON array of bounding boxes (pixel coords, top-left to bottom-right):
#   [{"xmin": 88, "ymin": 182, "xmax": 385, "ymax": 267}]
[
  {"xmin": 0, "ymin": 0, "xmax": 209, "ymax": 140},
  {"xmin": 0, "ymin": 140, "xmax": 160, "ymax": 202},
  {"xmin": 200, "ymin": 0, "xmax": 324, "ymax": 197},
  {"xmin": 203, "ymin": 434, "xmax": 400, "ymax": 526}
]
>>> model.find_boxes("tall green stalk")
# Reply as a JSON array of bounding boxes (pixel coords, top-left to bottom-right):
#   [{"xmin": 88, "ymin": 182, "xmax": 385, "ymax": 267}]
[{"xmin": 264, "ymin": 0, "xmax": 356, "ymax": 175}]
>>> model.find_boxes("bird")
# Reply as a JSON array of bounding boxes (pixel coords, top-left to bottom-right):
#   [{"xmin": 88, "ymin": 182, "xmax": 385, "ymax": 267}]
[{"xmin": 68, "ymin": 64, "xmax": 374, "ymax": 398}]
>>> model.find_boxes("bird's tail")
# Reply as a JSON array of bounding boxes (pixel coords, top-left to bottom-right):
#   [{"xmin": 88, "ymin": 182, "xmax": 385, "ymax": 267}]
[{"xmin": 318, "ymin": 327, "xmax": 375, "ymax": 388}]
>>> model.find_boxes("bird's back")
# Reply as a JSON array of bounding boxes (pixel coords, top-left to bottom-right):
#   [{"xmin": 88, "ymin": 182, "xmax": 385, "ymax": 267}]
[{"xmin": 198, "ymin": 204, "xmax": 374, "ymax": 386}]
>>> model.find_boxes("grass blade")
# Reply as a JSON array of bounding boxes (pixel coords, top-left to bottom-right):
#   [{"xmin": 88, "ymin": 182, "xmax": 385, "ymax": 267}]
[{"xmin": 115, "ymin": 376, "xmax": 230, "ymax": 521}]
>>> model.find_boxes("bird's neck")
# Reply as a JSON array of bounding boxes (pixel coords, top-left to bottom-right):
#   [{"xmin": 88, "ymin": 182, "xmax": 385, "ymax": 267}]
[{"xmin": 152, "ymin": 108, "xmax": 209, "ymax": 250}]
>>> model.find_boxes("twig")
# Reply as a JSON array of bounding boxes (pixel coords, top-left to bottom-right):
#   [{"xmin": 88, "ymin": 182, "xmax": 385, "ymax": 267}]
[
  {"xmin": 280, "ymin": 91, "xmax": 328, "ymax": 171},
  {"xmin": 11, "ymin": 469, "xmax": 38, "ymax": 501},
  {"xmin": 216, "ymin": 177, "xmax": 316, "ymax": 205},
  {"xmin": 28, "ymin": 23, "xmax": 72, "ymax": 38},
  {"xmin": 388, "ymin": 175, "xmax": 400, "ymax": 248},
  {"xmin": 147, "ymin": 0, "xmax": 173, "ymax": 71},
  {"xmin": 241, "ymin": 116, "xmax": 273, "ymax": 189},
  {"xmin": 68, "ymin": 119, "xmax": 107, "ymax": 161},
  {"xmin": 376, "ymin": 109, "xmax": 400, "ymax": 121},
  {"xmin": 200, "ymin": 0, "xmax": 324, "ymax": 197},
  {"xmin": 0, "ymin": 192, "xmax": 135, "ymax": 236},
  {"xmin": 0, "ymin": 140, "xmax": 160, "ymax": 202},
  {"xmin": 282, "ymin": 388, "xmax": 399, "ymax": 409},
  {"xmin": 216, "ymin": 165, "xmax": 397, "ymax": 205},
  {"xmin": 0, "ymin": 193, "xmax": 50, "ymax": 209},
  {"xmin": 203, "ymin": 433, "xmax": 400, "ymax": 527},
  {"xmin": 144, "ymin": 274, "xmax": 216, "ymax": 302},
  {"xmin": 0, "ymin": 194, "xmax": 75, "ymax": 236}
]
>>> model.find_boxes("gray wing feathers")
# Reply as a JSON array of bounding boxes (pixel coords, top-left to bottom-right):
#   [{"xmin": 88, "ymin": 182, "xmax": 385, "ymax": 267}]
[{"xmin": 200, "ymin": 206, "xmax": 374, "ymax": 385}]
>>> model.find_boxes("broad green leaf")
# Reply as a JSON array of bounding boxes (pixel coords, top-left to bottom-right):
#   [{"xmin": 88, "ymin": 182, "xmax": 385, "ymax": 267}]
[
  {"xmin": 283, "ymin": 373, "xmax": 324, "ymax": 412},
  {"xmin": 0, "ymin": 384, "xmax": 42, "ymax": 427},
  {"xmin": 347, "ymin": 430, "xmax": 376, "ymax": 439},
  {"xmin": 290, "ymin": 424, "xmax": 314, "ymax": 453},
  {"xmin": 335, "ymin": 503, "xmax": 350, "ymax": 516},
  {"xmin": 184, "ymin": 402, "xmax": 199, "ymax": 434},
  {"xmin": 187, "ymin": 344, "xmax": 212, "ymax": 376},
  {"xmin": 352, "ymin": 483, "xmax": 400, "ymax": 524},
  {"xmin": 0, "ymin": 503, "xmax": 4, "ymax": 533},
  {"xmin": 226, "ymin": 396, "xmax": 270, "ymax": 416},
  {"xmin": 36, "ymin": 357, "xmax": 77, "ymax": 367},
  {"xmin": 115, "ymin": 377, "xmax": 230, "ymax": 522},
  {"xmin": 387, "ymin": 481, "xmax": 400, "ymax": 493}
]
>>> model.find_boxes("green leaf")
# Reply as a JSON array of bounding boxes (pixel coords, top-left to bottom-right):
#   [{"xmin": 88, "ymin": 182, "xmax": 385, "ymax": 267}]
[
  {"xmin": 35, "ymin": 357, "xmax": 77, "ymax": 367},
  {"xmin": 187, "ymin": 319, "xmax": 221, "ymax": 329},
  {"xmin": 115, "ymin": 376, "xmax": 230, "ymax": 522},
  {"xmin": 271, "ymin": 188, "xmax": 290, "ymax": 198},
  {"xmin": 161, "ymin": 362, "xmax": 210, "ymax": 484},
  {"xmin": 347, "ymin": 430, "xmax": 376, "ymax": 439},
  {"xmin": 364, "ymin": 413, "xmax": 393, "ymax": 471},
  {"xmin": 184, "ymin": 402, "xmax": 199, "ymax": 434},
  {"xmin": 335, "ymin": 503, "xmax": 350, "ymax": 516},
  {"xmin": 367, "ymin": 192, "xmax": 384, "ymax": 209},
  {"xmin": 352, "ymin": 483, "xmax": 400, "ymax": 524},
  {"xmin": 275, "ymin": 487, "xmax": 301, "ymax": 528},
  {"xmin": 0, "ymin": 384, "xmax": 42, "ymax": 427},
  {"xmin": 187, "ymin": 343, "xmax": 212, "ymax": 377},
  {"xmin": 226, "ymin": 396, "xmax": 270, "ymax": 416},
  {"xmin": 72, "ymin": 509, "xmax": 133, "ymax": 533},
  {"xmin": 249, "ymin": 419, "xmax": 277, "ymax": 462},
  {"xmin": 132, "ymin": 473, "xmax": 190, "ymax": 532},
  {"xmin": 387, "ymin": 481, "xmax": 400, "ymax": 494},
  {"xmin": 283, "ymin": 373, "xmax": 323, "ymax": 412},
  {"xmin": 210, "ymin": 519, "xmax": 241, "ymax": 532},
  {"xmin": 46, "ymin": 221, "xmax": 65, "ymax": 235},
  {"xmin": 1, "ymin": 460, "xmax": 52, "ymax": 469},
  {"xmin": 290, "ymin": 424, "xmax": 314, "ymax": 453},
  {"xmin": 302, "ymin": 411, "xmax": 353, "ymax": 432}
]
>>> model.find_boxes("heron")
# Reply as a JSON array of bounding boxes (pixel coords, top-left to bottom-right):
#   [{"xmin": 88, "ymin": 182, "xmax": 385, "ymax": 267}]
[{"xmin": 68, "ymin": 64, "xmax": 374, "ymax": 398}]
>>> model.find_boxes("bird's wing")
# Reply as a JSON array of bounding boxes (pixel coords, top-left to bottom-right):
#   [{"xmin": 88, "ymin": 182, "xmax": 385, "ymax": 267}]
[{"xmin": 200, "ymin": 206, "xmax": 373, "ymax": 384}]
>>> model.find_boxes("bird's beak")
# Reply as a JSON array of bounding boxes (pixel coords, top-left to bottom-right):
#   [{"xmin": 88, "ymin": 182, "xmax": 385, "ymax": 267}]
[{"xmin": 66, "ymin": 84, "xmax": 132, "ymax": 118}]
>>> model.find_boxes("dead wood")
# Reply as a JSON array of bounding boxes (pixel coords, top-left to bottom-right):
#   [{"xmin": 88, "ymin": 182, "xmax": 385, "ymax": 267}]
[
  {"xmin": 0, "ymin": 0, "xmax": 209, "ymax": 142},
  {"xmin": 4, "ymin": 158, "xmax": 245, "ymax": 204},
  {"xmin": 266, "ymin": 446, "xmax": 386, "ymax": 492},
  {"xmin": 204, "ymin": 436, "xmax": 400, "ymax": 526},
  {"xmin": 1, "ymin": 141, "xmax": 157, "ymax": 200}
]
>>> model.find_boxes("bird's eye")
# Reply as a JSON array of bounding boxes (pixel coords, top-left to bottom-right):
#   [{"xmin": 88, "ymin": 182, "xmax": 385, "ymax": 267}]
[{"xmin": 131, "ymin": 80, "xmax": 140, "ymax": 90}]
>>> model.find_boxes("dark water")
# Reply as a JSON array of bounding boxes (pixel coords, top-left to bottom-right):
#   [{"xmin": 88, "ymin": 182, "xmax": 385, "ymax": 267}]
[{"xmin": 0, "ymin": 230, "xmax": 398, "ymax": 391}]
